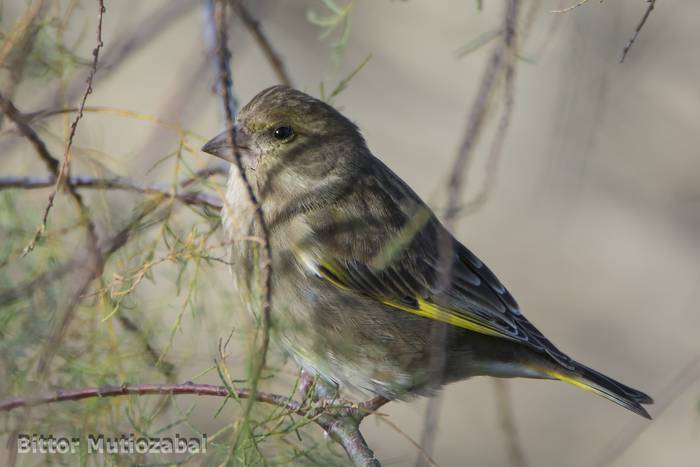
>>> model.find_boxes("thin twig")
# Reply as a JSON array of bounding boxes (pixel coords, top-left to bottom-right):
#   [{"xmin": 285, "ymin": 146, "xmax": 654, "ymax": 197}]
[
  {"xmin": 212, "ymin": 0, "xmax": 273, "ymax": 413},
  {"xmin": 0, "ymin": 93, "xmax": 59, "ymax": 173},
  {"xmin": 620, "ymin": 0, "xmax": 656, "ymax": 63},
  {"xmin": 0, "ymin": 174, "xmax": 223, "ymax": 208},
  {"xmin": 417, "ymin": 2, "xmax": 521, "ymax": 466},
  {"xmin": 38, "ymin": 0, "xmax": 105, "ymax": 245},
  {"xmin": 0, "ymin": 383, "xmax": 282, "ymax": 412},
  {"xmin": 115, "ymin": 313, "xmax": 176, "ymax": 380},
  {"xmin": 446, "ymin": 1, "xmax": 517, "ymax": 211},
  {"xmin": 234, "ymin": 1, "xmax": 293, "ymax": 86},
  {"xmin": 450, "ymin": 7, "xmax": 518, "ymax": 218},
  {"xmin": 493, "ymin": 380, "xmax": 529, "ymax": 467},
  {"xmin": 0, "ymin": 1, "xmax": 197, "ymax": 160},
  {"xmin": 551, "ymin": 0, "xmax": 592, "ymax": 14}
]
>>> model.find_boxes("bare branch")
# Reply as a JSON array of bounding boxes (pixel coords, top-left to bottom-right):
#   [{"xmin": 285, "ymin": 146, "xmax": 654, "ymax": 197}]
[
  {"xmin": 0, "ymin": 93, "xmax": 59, "ymax": 173},
  {"xmin": 0, "ymin": 383, "xmax": 276, "ymax": 412},
  {"xmin": 417, "ymin": 2, "xmax": 521, "ymax": 465},
  {"xmin": 449, "ymin": 9, "xmax": 518, "ymax": 219},
  {"xmin": 446, "ymin": 0, "xmax": 518, "ymax": 214},
  {"xmin": 493, "ymin": 380, "xmax": 529, "ymax": 467},
  {"xmin": 39, "ymin": 0, "xmax": 105, "ymax": 241},
  {"xmin": 212, "ymin": 0, "xmax": 274, "ymax": 406},
  {"xmin": 553, "ymin": 0, "xmax": 656, "ymax": 62},
  {"xmin": 0, "ymin": 174, "xmax": 224, "ymax": 209},
  {"xmin": 0, "ymin": 382, "xmax": 381, "ymax": 467},
  {"xmin": 620, "ymin": 0, "xmax": 656, "ymax": 63},
  {"xmin": 234, "ymin": 1, "xmax": 293, "ymax": 86}
]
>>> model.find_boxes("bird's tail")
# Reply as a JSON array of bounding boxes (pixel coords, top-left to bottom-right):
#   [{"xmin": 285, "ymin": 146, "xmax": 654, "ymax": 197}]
[{"xmin": 541, "ymin": 361, "xmax": 653, "ymax": 419}]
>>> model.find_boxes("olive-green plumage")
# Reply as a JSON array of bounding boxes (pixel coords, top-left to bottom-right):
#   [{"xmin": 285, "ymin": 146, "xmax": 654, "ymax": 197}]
[{"xmin": 202, "ymin": 85, "xmax": 653, "ymax": 418}]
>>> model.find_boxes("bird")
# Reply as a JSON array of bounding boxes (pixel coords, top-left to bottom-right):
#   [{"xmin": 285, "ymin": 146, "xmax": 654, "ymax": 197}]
[{"xmin": 202, "ymin": 85, "xmax": 653, "ymax": 418}]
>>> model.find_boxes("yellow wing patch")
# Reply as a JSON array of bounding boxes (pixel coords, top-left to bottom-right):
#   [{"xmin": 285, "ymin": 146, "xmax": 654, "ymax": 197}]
[
  {"xmin": 382, "ymin": 297, "xmax": 508, "ymax": 339},
  {"xmin": 313, "ymin": 257, "xmax": 513, "ymax": 341}
]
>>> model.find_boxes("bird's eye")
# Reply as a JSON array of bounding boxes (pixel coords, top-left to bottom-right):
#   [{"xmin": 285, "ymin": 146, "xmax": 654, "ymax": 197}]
[{"xmin": 272, "ymin": 125, "xmax": 295, "ymax": 142}]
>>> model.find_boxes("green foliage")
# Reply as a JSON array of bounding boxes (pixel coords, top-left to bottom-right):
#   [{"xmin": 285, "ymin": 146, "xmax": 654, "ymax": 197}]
[{"xmin": 307, "ymin": 0, "xmax": 354, "ymax": 63}]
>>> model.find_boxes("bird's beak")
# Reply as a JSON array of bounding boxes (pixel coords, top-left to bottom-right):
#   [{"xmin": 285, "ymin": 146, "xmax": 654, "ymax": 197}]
[{"xmin": 201, "ymin": 124, "xmax": 251, "ymax": 163}]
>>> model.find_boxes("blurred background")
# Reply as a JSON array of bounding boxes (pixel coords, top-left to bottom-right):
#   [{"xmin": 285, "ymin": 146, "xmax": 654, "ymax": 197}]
[{"xmin": 1, "ymin": 1, "xmax": 699, "ymax": 466}]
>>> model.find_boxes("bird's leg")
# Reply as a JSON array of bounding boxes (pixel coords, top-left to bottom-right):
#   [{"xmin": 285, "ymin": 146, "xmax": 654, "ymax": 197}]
[
  {"xmin": 299, "ymin": 368, "xmax": 315, "ymax": 402},
  {"xmin": 314, "ymin": 378, "xmax": 339, "ymax": 402},
  {"xmin": 298, "ymin": 368, "xmax": 339, "ymax": 403},
  {"xmin": 359, "ymin": 395, "xmax": 390, "ymax": 414}
]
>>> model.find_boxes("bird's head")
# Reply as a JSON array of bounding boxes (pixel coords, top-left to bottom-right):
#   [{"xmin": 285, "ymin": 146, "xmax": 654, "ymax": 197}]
[{"xmin": 202, "ymin": 86, "xmax": 367, "ymax": 202}]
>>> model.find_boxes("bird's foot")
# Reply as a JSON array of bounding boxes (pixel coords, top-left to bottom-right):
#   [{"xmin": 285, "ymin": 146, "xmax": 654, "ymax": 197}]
[
  {"xmin": 299, "ymin": 368, "xmax": 315, "ymax": 401},
  {"xmin": 298, "ymin": 368, "xmax": 339, "ymax": 404}
]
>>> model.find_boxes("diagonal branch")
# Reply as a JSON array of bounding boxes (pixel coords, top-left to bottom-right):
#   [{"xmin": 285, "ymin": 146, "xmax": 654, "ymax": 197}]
[
  {"xmin": 234, "ymin": 1, "xmax": 293, "ymax": 87},
  {"xmin": 38, "ymin": 0, "xmax": 105, "ymax": 243},
  {"xmin": 418, "ymin": 2, "xmax": 521, "ymax": 466},
  {"xmin": 0, "ymin": 92, "xmax": 59, "ymax": 173},
  {"xmin": 620, "ymin": 0, "xmax": 656, "ymax": 63}
]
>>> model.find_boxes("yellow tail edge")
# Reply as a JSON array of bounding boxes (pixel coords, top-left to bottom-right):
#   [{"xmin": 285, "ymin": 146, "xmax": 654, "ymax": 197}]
[{"xmin": 541, "ymin": 368, "xmax": 652, "ymax": 419}]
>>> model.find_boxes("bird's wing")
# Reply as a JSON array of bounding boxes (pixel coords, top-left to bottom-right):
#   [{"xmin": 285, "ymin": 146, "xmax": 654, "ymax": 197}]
[
  {"xmin": 299, "ymin": 157, "xmax": 574, "ymax": 369},
  {"xmin": 311, "ymin": 239, "xmax": 573, "ymax": 369}
]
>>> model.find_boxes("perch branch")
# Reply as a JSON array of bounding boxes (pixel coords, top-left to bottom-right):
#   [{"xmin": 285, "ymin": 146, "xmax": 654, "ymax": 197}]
[{"xmin": 0, "ymin": 383, "xmax": 382, "ymax": 467}]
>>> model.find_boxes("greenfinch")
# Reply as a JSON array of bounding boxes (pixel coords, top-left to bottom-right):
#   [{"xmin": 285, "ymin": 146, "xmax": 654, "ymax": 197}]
[{"xmin": 202, "ymin": 86, "xmax": 652, "ymax": 418}]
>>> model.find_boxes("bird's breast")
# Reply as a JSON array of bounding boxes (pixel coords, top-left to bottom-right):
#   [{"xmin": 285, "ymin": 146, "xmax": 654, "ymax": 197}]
[{"xmin": 222, "ymin": 168, "xmax": 257, "ymax": 242}]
